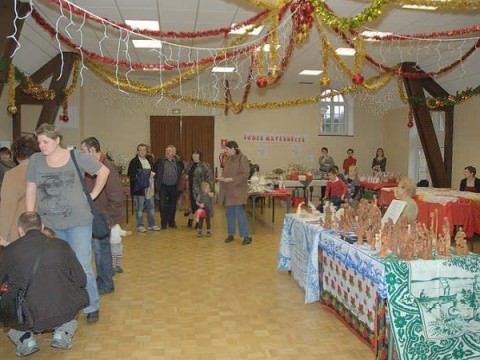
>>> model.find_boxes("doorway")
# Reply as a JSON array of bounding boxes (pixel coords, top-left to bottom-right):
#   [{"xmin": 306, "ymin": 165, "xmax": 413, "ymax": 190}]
[{"xmin": 150, "ymin": 116, "xmax": 214, "ymax": 166}]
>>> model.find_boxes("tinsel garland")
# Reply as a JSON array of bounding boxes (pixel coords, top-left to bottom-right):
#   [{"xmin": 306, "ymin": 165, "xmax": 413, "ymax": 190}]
[
  {"xmin": 7, "ymin": 63, "xmax": 17, "ymax": 114},
  {"xmin": 358, "ymin": 24, "xmax": 480, "ymax": 41},
  {"xmin": 85, "ymin": 56, "xmax": 396, "ymax": 110},
  {"xmin": 410, "ymin": 84, "xmax": 480, "ymax": 109},
  {"xmin": 46, "ymin": 0, "xmax": 273, "ymax": 39},
  {"xmin": 1, "ymin": 56, "xmax": 80, "ymax": 102},
  {"xmin": 335, "ymin": 29, "xmax": 480, "ymax": 79},
  {"xmin": 224, "ymin": 54, "xmax": 256, "ymax": 114},
  {"xmin": 311, "ymin": 0, "xmax": 480, "ymax": 31},
  {"xmin": 31, "ymin": 9, "xmax": 263, "ymax": 71}
]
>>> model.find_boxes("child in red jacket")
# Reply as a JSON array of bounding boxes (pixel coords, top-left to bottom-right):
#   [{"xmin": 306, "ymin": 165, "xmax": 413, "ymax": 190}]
[{"xmin": 324, "ymin": 167, "xmax": 347, "ymax": 208}]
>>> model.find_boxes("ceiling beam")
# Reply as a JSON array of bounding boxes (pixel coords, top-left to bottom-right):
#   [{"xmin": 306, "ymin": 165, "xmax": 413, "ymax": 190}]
[
  {"xmin": 401, "ymin": 62, "xmax": 453, "ymax": 187},
  {"xmin": 0, "ymin": 0, "xmax": 30, "ymax": 96},
  {"xmin": 12, "ymin": 52, "xmax": 77, "ymax": 138}
]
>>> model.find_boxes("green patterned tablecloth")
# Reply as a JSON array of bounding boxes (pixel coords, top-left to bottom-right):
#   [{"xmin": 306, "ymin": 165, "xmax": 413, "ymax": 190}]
[{"xmin": 385, "ymin": 256, "xmax": 480, "ymax": 360}]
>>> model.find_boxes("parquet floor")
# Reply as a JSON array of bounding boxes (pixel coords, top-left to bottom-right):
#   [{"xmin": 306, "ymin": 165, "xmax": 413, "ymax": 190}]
[{"xmin": 0, "ymin": 205, "xmax": 373, "ymax": 359}]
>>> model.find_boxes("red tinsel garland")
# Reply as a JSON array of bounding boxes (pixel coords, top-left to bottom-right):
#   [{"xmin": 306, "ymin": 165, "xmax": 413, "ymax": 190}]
[
  {"xmin": 336, "ymin": 29, "xmax": 480, "ymax": 79},
  {"xmin": 31, "ymin": 9, "xmax": 261, "ymax": 70},
  {"xmin": 358, "ymin": 24, "xmax": 480, "ymax": 41},
  {"xmin": 45, "ymin": 0, "xmax": 273, "ymax": 39},
  {"xmin": 224, "ymin": 54, "xmax": 256, "ymax": 115}
]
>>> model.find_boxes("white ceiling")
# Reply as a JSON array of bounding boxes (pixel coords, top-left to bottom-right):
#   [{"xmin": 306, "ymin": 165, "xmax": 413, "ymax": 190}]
[{"xmin": 10, "ymin": 0, "xmax": 480, "ymax": 107}]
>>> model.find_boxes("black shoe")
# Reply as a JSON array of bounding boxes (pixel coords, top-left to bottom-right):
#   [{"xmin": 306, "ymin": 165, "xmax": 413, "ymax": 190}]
[
  {"xmin": 242, "ymin": 237, "xmax": 252, "ymax": 245},
  {"xmin": 86, "ymin": 311, "xmax": 99, "ymax": 323},
  {"xmin": 224, "ymin": 235, "xmax": 234, "ymax": 243},
  {"xmin": 187, "ymin": 219, "xmax": 193, "ymax": 228},
  {"xmin": 169, "ymin": 223, "xmax": 177, "ymax": 229}
]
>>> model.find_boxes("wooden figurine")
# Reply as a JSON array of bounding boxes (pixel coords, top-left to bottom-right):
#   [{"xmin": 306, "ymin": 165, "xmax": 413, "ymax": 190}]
[{"xmin": 455, "ymin": 226, "xmax": 468, "ymax": 256}]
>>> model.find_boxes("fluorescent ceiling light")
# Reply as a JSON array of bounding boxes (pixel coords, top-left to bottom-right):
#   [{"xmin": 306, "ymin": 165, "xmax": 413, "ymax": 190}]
[
  {"xmin": 132, "ymin": 40, "xmax": 162, "ymax": 48},
  {"xmin": 402, "ymin": 5, "xmax": 437, "ymax": 10},
  {"xmin": 335, "ymin": 48, "xmax": 355, "ymax": 56},
  {"xmin": 125, "ymin": 20, "xmax": 160, "ymax": 31},
  {"xmin": 211, "ymin": 66, "xmax": 235, "ymax": 73},
  {"xmin": 229, "ymin": 24, "xmax": 263, "ymax": 35},
  {"xmin": 361, "ymin": 30, "xmax": 393, "ymax": 41},
  {"xmin": 256, "ymin": 44, "xmax": 281, "ymax": 52},
  {"xmin": 299, "ymin": 70, "xmax": 323, "ymax": 76}
]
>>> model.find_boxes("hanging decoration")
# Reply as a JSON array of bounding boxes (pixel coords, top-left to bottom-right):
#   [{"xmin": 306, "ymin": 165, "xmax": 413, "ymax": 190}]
[
  {"xmin": 31, "ymin": 10, "xmax": 262, "ymax": 71},
  {"xmin": 46, "ymin": 0, "xmax": 272, "ymax": 39},
  {"xmin": 407, "ymin": 107, "xmax": 414, "ymax": 128},
  {"xmin": 225, "ymin": 54, "xmax": 256, "ymax": 114},
  {"xmin": 7, "ymin": 63, "xmax": 17, "ymax": 115},
  {"xmin": 59, "ymin": 96, "xmax": 69, "ymax": 122},
  {"xmin": 351, "ymin": 36, "xmax": 364, "ymax": 85},
  {"xmin": 410, "ymin": 84, "xmax": 480, "ymax": 109},
  {"xmin": 291, "ymin": 0, "xmax": 315, "ymax": 44}
]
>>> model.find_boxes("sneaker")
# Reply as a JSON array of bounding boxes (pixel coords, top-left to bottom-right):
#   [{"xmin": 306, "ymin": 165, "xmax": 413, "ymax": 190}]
[
  {"xmin": 206, "ymin": 231, "xmax": 212, "ymax": 237},
  {"xmin": 51, "ymin": 332, "xmax": 72, "ymax": 350},
  {"xmin": 12, "ymin": 334, "xmax": 39, "ymax": 357},
  {"xmin": 137, "ymin": 226, "xmax": 147, "ymax": 233},
  {"xmin": 197, "ymin": 232, "xmax": 202, "ymax": 238},
  {"xmin": 242, "ymin": 237, "xmax": 252, "ymax": 245},
  {"xmin": 86, "ymin": 311, "xmax": 99, "ymax": 323},
  {"xmin": 148, "ymin": 225, "xmax": 161, "ymax": 231},
  {"xmin": 224, "ymin": 235, "xmax": 234, "ymax": 243},
  {"xmin": 114, "ymin": 265, "xmax": 124, "ymax": 273}
]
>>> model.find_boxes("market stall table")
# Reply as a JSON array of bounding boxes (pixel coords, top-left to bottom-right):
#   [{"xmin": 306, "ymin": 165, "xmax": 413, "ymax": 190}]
[{"xmin": 247, "ymin": 190, "xmax": 292, "ymax": 233}]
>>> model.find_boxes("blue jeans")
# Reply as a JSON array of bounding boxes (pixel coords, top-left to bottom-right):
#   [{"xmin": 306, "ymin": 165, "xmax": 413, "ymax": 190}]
[
  {"xmin": 225, "ymin": 205, "xmax": 250, "ymax": 238},
  {"xmin": 92, "ymin": 237, "xmax": 114, "ymax": 291},
  {"xmin": 134, "ymin": 195, "xmax": 156, "ymax": 228},
  {"xmin": 55, "ymin": 224, "xmax": 99, "ymax": 314}
]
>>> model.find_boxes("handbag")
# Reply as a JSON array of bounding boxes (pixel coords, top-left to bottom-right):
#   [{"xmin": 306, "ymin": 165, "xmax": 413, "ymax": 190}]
[
  {"xmin": 0, "ymin": 239, "xmax": 47, "ymax": 328},
  {"xmin": 70, "ymin": 150, "xmax": 111, "ymax": 239}
]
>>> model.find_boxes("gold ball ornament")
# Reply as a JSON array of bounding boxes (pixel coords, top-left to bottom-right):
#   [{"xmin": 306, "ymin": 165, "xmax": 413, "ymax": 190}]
[
  {"xmin": 7, "ymin": 105, "xmax": 18, "ymax": 115},
  {"xmin": 320, "ymin": 76, "xmax": 330, "ymax": 87}
]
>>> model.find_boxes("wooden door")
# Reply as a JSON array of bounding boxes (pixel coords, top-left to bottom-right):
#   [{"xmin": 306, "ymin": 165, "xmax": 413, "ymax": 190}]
[{"xmin": 150, "ymin": 116, "xmax": 214, "ymax": 167}]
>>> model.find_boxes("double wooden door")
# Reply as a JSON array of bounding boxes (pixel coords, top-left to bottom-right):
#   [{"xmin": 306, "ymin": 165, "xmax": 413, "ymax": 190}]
[{"xmin": 150, "ymin": 116, "xmax": 214, "ymax": 167}]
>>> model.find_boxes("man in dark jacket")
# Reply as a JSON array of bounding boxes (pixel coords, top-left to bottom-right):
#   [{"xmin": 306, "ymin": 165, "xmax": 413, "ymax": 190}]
[
  {"xmin": 0, "ymin": 212, "xmax": 88, "ymax": 357},
  {"xmin": 128, "ymin": 144, "xmax": 160, "ymax": 232},
  {"xmin": 81, "ymin": 137, "xmax": 125, "ymax": 296},
  {"xmin": 153, "ymin": 145, "xmax": 184, "ymax": 229}
]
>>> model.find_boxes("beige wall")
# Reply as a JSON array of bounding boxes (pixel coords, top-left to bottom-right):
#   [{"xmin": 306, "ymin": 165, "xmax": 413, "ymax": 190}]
[{"xmin": 1, "ymin": 70, "xmax": 479, "ymax": 186}]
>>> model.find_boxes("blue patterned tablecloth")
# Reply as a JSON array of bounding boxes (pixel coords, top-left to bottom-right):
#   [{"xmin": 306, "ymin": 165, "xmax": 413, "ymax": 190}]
[
  {"xmin": 319, "ymin": 232, "xmax": 387, "ymax": 299},
  {"xmin": 277, "ymin": 214, "xmax": 325, "ymax": 303}
]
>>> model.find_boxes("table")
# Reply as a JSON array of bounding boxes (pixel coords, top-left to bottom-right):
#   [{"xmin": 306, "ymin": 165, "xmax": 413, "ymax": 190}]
[
  {"xmin": 248, "ymin": 190, "xmax": 292, "ymax": 233},
  {"xmin": 277, "ymin": 214, "xmax": 325, "ymax": 303},
  {"xmin": 283, "ymin": 179, "xmax": 327, "ymax": 202},
  {"xmin": 380, "ymin": 188, "xmax": 480, "ymax": 237}
]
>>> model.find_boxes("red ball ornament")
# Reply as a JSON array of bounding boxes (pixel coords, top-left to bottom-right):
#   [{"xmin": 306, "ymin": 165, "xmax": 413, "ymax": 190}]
[
  {"xmin": 303, "ymin": 2, "xmax": 315, "ymax": 15},
  {"xmin": 407, "ymin": 121, "xmax": 414, "ymax": 128},
  {"xmin": 352, "ymin": 73, "xmax": 364, "ymax": 85},
  {"xmin": 256, "ymin": 76, "xmax": 268, "ymax": 88}
]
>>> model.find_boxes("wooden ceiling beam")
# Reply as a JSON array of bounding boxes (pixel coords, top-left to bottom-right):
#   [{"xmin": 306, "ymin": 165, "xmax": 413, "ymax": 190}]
[
  {"xmin": 0, "ymin": 0, "xmax": 30, "ymax": 96},
  {"xmin": 401, "ymin": 62, "xmax": 453, "ymax": 187}
]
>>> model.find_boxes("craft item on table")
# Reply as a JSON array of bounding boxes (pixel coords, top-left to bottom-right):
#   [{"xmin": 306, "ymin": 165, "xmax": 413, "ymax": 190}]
[
  {"xmin": 341, "ymin": 203, "xmax": 354, "ymax": 232},
  {"xmin": 399, "ymin": 224, "xmax": 414, "ymax": 260},
  {"xmin": 323, "ymin": 202, "xmax": 333, "ymax": 229},
  {"xmin": 418, "ymin": 223, "xmax": 433, "ymax": 260},
  {"xmin": 366, "ymin": 229, "xmax": 375, "ymax": 250},
  {"xmin": 437, "ymin": 219, "xmax": 451, "ymax": 257},
  {"xmin": 429, "ymin": 209, "xmax": 439, "ymax": 249},
  {"xmin": 307, "ymin": 201, "xmax": 321, "ymax": 217},
  {"xmin": 356, "ymin": 218, "xmax": 366, "ymax": 246},
  {"xmin": 296, "ymin": 201, "xmax": 305, "ymax": 216},
  {"xmin": 378, "ymin": 219, "xmax": 393, "ymax": 256},
  {"xmin": 455, "ymin": 226, "xmax": 468, "ymax": 256}
]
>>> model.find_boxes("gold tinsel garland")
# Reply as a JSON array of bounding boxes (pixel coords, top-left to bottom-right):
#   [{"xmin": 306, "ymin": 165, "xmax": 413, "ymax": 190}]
[
  {"xmin": 7, "ymin": 63, "xmax": 17, "ymax": 114},
  {"xmin": 86, "ymin": 57, "xmax": 394, "ymax": 109},
  {"xmin": 311, "ymin": 0, "xmax": 480, "ymax": 31}
]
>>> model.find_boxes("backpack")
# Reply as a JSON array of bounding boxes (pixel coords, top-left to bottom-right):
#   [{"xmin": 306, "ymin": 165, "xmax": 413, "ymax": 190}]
[{"xmin": 134, "ymin": 169, "xmax": 151, "ymax": 192}]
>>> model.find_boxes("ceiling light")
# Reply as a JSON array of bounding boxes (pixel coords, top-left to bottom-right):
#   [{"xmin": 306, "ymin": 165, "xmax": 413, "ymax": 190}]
[
  {"xmin": 335, "ymin": 48, "xmax": 355, "ymax": 56},
  {"xmin": 132, "ymin": 40, "xmax": 162, "ymax": 48},
  {"xmin": 256, "ymin": 44, "xmax": 281, "ymax": 52},
  {"xmin": 229, "ymin": 24, "xmax": 263, "ymax": 35},
  {"xmin": 361, "ymin": 30, "xmax": 393, "ymax": 41},
  {"xmin": 402, "ymin": 5, "xmax": 437, "ymax": 10},
  {"xmin": 299, "ymin": 70, "xmax": 323, "ymax": 76},
  {"xmin": 211, "ymin": 66, "xmax": 235, "ymax": 73},
  {"xmin": 125, "ymin": 20, "xmax": 160, "ymax": 31}
]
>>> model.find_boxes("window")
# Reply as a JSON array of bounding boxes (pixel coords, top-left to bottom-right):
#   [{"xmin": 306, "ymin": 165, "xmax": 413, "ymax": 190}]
[{"xmin": 319, "ymin": 89, "xmax": 352, "ymax": 135}]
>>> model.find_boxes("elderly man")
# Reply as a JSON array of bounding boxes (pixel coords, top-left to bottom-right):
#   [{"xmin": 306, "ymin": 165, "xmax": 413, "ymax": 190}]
[
  {"xmin": 0, "ymin": 212, "xmax": 88, "ymax": 357},
  {"xmin": 80, "ymin": 137, "xmax": 125, "ymax": 295},
  {"xmin": 154, "ymin": 145, "xmax": 184, "ymax": 229}
]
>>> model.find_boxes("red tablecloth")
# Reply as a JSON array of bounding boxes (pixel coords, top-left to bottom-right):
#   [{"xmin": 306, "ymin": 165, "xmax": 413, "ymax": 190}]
[
  {"xmin": 379, "ymin": 189, "xmax": 480, "ymax": 237},
  {"xmin": 360, "ymin": 180, "xmax": 398, "ymax": 191}
]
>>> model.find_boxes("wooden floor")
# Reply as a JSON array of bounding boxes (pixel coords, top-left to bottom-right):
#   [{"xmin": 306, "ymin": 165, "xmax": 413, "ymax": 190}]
[{"xmin": 0, "ymin": 205, "xmax": 373, "ymax": 359}]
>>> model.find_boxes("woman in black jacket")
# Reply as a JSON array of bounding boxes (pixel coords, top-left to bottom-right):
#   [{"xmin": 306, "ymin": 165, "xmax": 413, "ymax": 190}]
[{"xmin": 459, "ymin": 166, "xmax": 480, "ymax": 193}]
